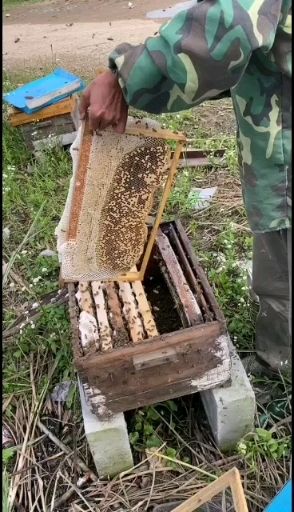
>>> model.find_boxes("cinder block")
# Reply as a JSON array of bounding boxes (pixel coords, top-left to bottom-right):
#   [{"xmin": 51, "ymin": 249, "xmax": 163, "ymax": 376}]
[
  {"xmin": 78, "ymin": 380, "xmax": 133, "ymax": 477},
  {"xmin": 200, "ymin": 337, "xmax": 255, "ymax": 451}
]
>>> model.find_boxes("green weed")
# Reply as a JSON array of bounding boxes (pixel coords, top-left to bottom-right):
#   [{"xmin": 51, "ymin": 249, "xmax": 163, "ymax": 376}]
[
  {"xmin": 4, "ymin": 0, "xmax": 43, "ymax": 9},
  {"xmin": 129, "ymin": 401, "xmax": 190, "ymax": 467},
  {"xmin": 3, "ymin": 78, "xmax": 75, "ymax": 425},
  {"xmin": 238, "ymin": 428, "xmax": 291, "ymax": 473}
]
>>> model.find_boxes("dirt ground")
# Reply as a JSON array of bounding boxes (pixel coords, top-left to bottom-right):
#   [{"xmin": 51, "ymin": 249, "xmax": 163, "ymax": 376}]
[{"xmin": 3, "ymin": 0, "xmax": 177, "ymax": 75}]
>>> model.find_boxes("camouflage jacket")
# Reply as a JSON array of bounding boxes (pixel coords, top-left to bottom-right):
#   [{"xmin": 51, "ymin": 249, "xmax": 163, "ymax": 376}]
[{"xmin": 109, "ymin": 0, "xmax": 292, "ymax": 234}]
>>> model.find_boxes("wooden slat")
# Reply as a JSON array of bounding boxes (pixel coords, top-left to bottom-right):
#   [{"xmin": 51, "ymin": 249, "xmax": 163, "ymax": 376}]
[
  {"xmin": 9, "ymin": 97, "xmax": 77, "ymax": 127},
  {"xmin": 132, "ymin": 280, "xmax": 158, "ymax": 338},
  {"xmin": 68, "ymin": 283, "xmax": 82, "ymax": 355},
  {"xmin": 104, "ymin": 283, "xmax": 130, "ymax": 348},
  {"xmin": 67, "ymin": 122, "xmax": 91, "ymax": 241},
  {"xmin": 167, "ymin": 224, "xmax": 214, "ymax": 322},
  {"xmin": 172, "ymin": 468, "xmax": 248, "ymax": 512},
  {"xmin": 76, "ymin": 320, "xmax": 222, "ymax": 370},
  {"xmin": 76, "ymin": 323, "xmax": 230, "ymax": 415},
  {"xmin": 118, "ymin": 282, "xmax": 144, "ymax": 343},
  {"xmin": 157, "ymin": 230, "xmax": 203, "ymax": 326},
  {"xmin": 125, "ymin": 126, "xmax": 186, "ymax": 142},
  {"xmin": 131, "ymin": 266, "xmax": 158, "ymax": 339},
  {"xmin": 76, "ymin": 282, "xmax": 95, "ymax": 316},
  {"xmin": 91, "ymin": 282, "xmax": 113, "ymax": 352},
  {"xmin": 76, "ymin": 282, "xmax": 99, "ymax": 352},
  {"xmin": 92, "ymin": 363, "xmax": 229, "ymax": 414},
  {"xmin": 174, "ymin": 220, "xmax": 226, "ymax": 325}
]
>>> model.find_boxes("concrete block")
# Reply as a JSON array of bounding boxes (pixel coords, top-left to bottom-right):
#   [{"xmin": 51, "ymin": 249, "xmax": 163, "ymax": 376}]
[
  {"xmin": 78, "ymin": 380, "xmax": 133, "ymax": 477},
  {"xmin": 200, "ymin": 337, "xmax": 255, "ymax": 451}
]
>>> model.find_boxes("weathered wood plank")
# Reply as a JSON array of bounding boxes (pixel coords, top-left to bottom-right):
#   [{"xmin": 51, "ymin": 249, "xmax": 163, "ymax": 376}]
[
  {"xmin": 91, "ymin": 282, "xmax": 113, "ymax": 352},
  {"xmin": 104, "ymin": 283, "xmax": 130, "ymax": 348},
  {"xmin": 84, "ymin": 332, "xmax": 223, "ymax": 393},
  {"xmin": 97, "ymin": 349, "xmax": 230, "ymax": 413},
  {"xmin": 78, "ymin": 330, "xmax": 230, "ymax": 415},
  {"xmin": 167, "ymin": 224, "xmax": 214, "ymax": 322},
  {"xmin": 76, "ymin": 282, "xmax": 99, "ymax": 352},
  {"xmin": 158, "ymin": 258, "xmax": 188, "ymax": 327},
  {"xmin": 76, "ymin": 282, "xmax": 95, "ymax": 316},
  {"xmin": 67, "ymin": 123, "xmax": 91, "ymax": 241},
  {"xmin": 118, "ymin": 282, "xmax": 145, "ymax": 343},
  {"xmin": 157, "ymin": 230, "xmax": 203, "ymax": 326},
  {"xmin": 174, "ymin": 220, "xmax": 226, "ymax": 325},
  {"xmin": 8, "ymin": 97, "xmax": 77, "ymax": 127},
  {"xmin": 75, "ymin": 320, "xmax": 222, "ymax": 371},
  {"xmin": 68, "ymin": 282, "xmax": 83, "ymax": 357},
  {"xmin": 131, "ymin": 266, "xmax": 158, "ymax": 339}
]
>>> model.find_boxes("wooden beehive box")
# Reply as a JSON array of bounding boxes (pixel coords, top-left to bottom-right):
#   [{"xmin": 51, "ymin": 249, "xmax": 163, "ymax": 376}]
[
  {"xmin": 8, "ymin": 96, "xmax": 79, "ymax": 152},
  {"xmin": 68, "ymin": 220, "xmax": 231, "ymax": 419}
]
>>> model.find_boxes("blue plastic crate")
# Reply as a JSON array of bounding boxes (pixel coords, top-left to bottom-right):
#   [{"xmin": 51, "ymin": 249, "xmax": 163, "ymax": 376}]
[
  {"xmin": 264, "ymin": 481, "xmax": 291, "ymax": 512},
  {"xmin": 3, "ymin": 68, "xmax": 85, "ymax": 114}
]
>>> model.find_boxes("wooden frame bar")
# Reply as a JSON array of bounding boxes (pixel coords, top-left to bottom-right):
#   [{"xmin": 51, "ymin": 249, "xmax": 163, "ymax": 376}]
[{"xmin": 171, "ymin": 467, "xmax": 248, "ymax": 512}]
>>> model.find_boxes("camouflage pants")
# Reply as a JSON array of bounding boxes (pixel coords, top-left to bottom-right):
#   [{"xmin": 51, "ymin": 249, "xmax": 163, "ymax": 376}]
[{"xmin": 252, "ymin": 229, "xmax": 292, "ymax": 370}]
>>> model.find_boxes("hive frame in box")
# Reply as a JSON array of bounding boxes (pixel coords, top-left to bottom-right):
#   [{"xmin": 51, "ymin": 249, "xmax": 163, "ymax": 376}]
[{"xmin": 64, "ymin": 121, "xmax": 186, "ymax": 283}]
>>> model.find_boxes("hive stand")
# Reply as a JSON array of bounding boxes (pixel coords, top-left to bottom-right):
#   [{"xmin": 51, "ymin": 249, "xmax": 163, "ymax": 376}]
[{"xmin": 69, "ymin": 221, "xmax": 255, "ymax": 477}]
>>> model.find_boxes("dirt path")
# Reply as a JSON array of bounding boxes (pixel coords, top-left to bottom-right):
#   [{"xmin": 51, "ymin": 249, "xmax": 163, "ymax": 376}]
[
  {"xmin": 4, "ymin": 0, "xmax": 174, "ymax": 24},
  {"xmin": 3, "ymin": 0, "xmax": 175, "ymax": 75}
]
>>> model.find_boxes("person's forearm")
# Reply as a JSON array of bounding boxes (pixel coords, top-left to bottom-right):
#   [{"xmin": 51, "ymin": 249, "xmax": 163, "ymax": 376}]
[{"xmin": 109, "ymin": 0, "xmax": 283, "ymax": 113}]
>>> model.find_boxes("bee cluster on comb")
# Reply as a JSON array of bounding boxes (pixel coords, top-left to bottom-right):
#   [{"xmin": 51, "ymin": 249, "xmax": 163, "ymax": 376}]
[{"xmin": 56, "ymin": 117, "xmax": 170, "ymax": 282}]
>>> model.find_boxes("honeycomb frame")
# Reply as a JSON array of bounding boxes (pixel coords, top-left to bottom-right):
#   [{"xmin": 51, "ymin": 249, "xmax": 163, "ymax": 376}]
[{"xmin": 59, "ymin": 119, "xmax": 186, "ymax": 283}]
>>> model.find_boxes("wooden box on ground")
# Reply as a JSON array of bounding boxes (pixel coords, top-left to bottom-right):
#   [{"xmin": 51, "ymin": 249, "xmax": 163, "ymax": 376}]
[
  {"xmin": 7, "ymin": 96, "xmax": 79, "ymax": 152},
  {"xmin": 68, "ymin": 220, "xmax": 231, "ymax": 420}
]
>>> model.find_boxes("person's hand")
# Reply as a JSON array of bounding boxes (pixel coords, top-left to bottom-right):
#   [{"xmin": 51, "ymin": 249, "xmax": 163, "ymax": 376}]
[{"xmin": 79, "ymin": 70, "xmax": 128, "ymax": 133}]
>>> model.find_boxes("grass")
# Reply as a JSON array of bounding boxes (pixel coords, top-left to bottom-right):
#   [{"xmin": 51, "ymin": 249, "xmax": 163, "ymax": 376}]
[
  {"xmin": 4, "ymin": 0, "xmax": 43, "ymax": 9},
  {"xmin": 2, "ymin": 73, "xmax": 291, "ymax": 510}
]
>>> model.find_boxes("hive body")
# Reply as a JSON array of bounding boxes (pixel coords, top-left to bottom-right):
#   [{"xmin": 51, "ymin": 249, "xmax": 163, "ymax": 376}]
[{"xmin": 56, "ymin": 118, "xmax": 170, "ymax": 281}]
